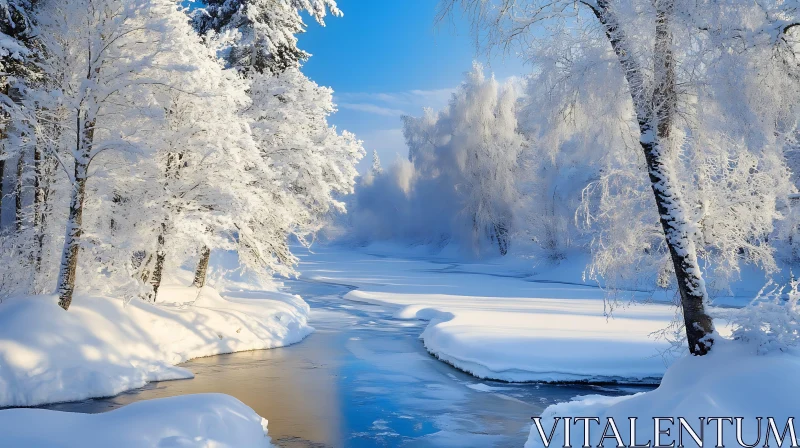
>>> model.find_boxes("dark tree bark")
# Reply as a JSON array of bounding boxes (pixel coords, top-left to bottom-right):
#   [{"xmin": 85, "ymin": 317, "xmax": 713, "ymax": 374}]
[
  {"xmin": 135, "ymin": 251, "xmax": 154, "ymax": 285},
  {"xmin": 14, "ymin": 151, "xmax": 23, "ymax": 232},
  {"xmin": 586, "ymin": 0, "xmax": 716, "ymax": 354},
  {"xmin": 56, "ymin": 160, "xmax": 87, "ymax": 310},
  {"xmin": 0, "ymin": 157, "xmax": 4, "ymax": 228},
  {"xmin": 0, "ymin": 82, "xmax": 8, "ymax": 229},
  {"xmin": 193, "ymin": 246, "xmax": 211, "ymax": 288},
  {"xmin": 647, "ymin": 0, "xmax": 714, "ymax": 354},
  {"xmin": 33, "ymin": 144, "xmax": 43, "ymax": 271}
]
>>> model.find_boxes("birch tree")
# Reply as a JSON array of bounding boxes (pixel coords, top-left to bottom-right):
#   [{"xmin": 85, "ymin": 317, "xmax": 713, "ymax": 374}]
[{"xmin": 441, "ymin": 0, "xmax": 800, "ymax": 354}]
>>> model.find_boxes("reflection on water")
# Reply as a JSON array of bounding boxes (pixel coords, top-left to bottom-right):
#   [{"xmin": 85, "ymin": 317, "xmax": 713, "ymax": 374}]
[{"xmin": 45, "ymin": 280, "xmax": 653, "ymax": 447}]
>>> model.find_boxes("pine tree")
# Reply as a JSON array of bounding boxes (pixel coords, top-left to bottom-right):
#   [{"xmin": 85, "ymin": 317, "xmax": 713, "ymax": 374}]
[{"xmin": 193, "ymin": 0, "xmax": 341, "ymax": 74}]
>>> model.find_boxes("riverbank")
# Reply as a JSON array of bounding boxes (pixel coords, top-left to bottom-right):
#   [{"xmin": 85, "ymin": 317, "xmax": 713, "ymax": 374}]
[
  {"xmin": 298, "ymin": 245, "xmax": 740, "ymax": 383},
  {"xmin": 42, "ymin": 277, "xmax": 649, "ymax": 447},
  {"xmin": 0, "ymin": 394, "xmax": 274, "ymax": 447},
  {"xmin": 0, "ymin": 274, "xmax": 312, "ymax": 408}
]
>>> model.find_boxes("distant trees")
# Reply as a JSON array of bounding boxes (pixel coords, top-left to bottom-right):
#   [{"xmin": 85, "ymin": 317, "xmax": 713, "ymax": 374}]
[{"xmin": 348, "ymin": 64, "xmax": 524, "ymax": 255}]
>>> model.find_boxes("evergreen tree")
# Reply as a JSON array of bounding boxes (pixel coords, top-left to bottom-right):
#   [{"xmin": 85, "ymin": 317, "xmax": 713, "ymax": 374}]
[{"xmin": 193, "ymin": 0, "xmax": 341, "ymax": 74}]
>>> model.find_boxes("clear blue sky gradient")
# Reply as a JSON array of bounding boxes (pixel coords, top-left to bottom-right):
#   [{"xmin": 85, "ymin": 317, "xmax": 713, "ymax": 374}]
[{"xmin": 297, "ymin": 1, "xmax": 528, "ymax": 172}]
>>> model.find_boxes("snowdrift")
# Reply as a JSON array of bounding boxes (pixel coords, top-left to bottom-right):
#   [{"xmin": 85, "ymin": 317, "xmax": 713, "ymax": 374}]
[
  {"xmin": 524, "ymin": 341, "xmax": 800, "ymax": 448},
  {"xmin": 354, "ymin": 291, "xmax": 677, "ymax": 383},
  {"xmin": 0, "ymin": 282, "xmax": 312, "ymax": 407},
  {"xmin": 0, "ymin": 393, "xmax": 274, "ymax": 447}
]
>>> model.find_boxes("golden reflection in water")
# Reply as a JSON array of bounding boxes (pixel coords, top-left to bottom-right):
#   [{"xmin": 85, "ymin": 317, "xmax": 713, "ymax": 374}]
[{"xmin": 108, "ymin": 332, "xmax": 344, "ymax": 447}]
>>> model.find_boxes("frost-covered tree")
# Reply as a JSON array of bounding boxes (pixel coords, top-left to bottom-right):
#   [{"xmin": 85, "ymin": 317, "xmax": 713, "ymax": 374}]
[
  {"xmin": 123, "ymin": 60, "xmax": 257, "ymax": 300},
  {"xmin": 0, "ymin": 0, "xmax": 39, "ymax": 228},
  {"xmin": 0, "ymin": 0, "xmax": 361, "ymax": 307},
  {"xmin": 246, "ymin": 68, "xmax": 364, "ymax": 238},
  {"xmin": 35, "ymin": 0, "xmax": 239, "ymax": 309},
  {"xmin": 348, "ymin": 64, "xmax": 524, "ymax": 255},
  {"xmin": 190, "ymin": 0, "xmax": 361, "ymax": 286},
  {"xmin": 442, "ymin": 0, "xmax": 800, "ymax": 354},
  {"xmin": 371, "ymin": 150, "xmax": 382, "ymax": 176},
  {"xmin": 193, "ymin": 0, "xmax": 341, "ymax": 74}
]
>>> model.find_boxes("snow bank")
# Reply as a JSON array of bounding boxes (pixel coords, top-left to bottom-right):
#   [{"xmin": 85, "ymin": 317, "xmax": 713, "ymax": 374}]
[
  {"xmin": 524, "ymin": 341, "xmax": 800, "ymax": 448},
  {"xmin": 0, "ymin": 281, "xmax": 312, "ymax": 407},
  {"xmin": 299, "ymin": 246, "xmax": 700, "ymax": 383},
  {"xmin": 0, "ymin": 393, "xmax": 274, "ymax": 447},
  {"xmin": 353, "ymin": 291, "xmax": 678, "ymax": 383}
]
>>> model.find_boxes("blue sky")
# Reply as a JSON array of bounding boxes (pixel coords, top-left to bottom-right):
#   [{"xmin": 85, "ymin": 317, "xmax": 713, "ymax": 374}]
[{"xmin": 298, "ymin": 1, "xmax": 528, "ymax": 173}]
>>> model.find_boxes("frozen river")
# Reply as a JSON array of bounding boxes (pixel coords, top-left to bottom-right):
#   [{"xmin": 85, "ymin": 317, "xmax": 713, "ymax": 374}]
[{"xmin": 46, "ymin": 278, "xmax": 651, "ymax": 447}]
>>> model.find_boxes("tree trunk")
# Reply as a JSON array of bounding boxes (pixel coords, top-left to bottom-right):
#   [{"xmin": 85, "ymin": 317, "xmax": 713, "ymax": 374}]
[
  {"xmin": 14, "ymin": 151, "xmax": 23, "ymax": 232},
  {"xmin": 136, "ymin": 251, "xmax": 154, "ymax": 284},
  {"xmin": 591, "ymin": 0, "xmax": 715, "ymax": 355},
  {"xmin": 149, "ymin": 222, "xmax": 167, "ymax": 301},
  {"xmin": 647, "ymin": 0, "xmax": 714, "ymax": 355},
  {"xmin": 56, "ymin": 117, "xmax": 94, "ymax": 311},
  {"xmin": 0, "ymin": 82, "xmax": 8, "ymax": 229},
  {"xmin": 33, "ymin": 144, "xmax": 45, "ymax": 272},
  {"xmin": 56, "ymin": 159, "xmax": 88, "ymax": 311},
  {"xmin": 0, "ymin": 157, "xmax": 4, "ymax": 228},
  {"xmin": 193, "ymin": 246, "xmax": 211, "ymax": 288}
]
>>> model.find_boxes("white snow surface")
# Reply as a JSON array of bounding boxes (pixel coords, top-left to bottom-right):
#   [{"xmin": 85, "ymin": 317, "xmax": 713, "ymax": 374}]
[
  {"xmin": 300, "ymin": 245, "xmax": 733, "ymax": 383},
  {"xmin": 0, "ymin": 393, "xmax": 274, "ymax": 447},
  {"xmin": 0, "ymin": 275, "xmax": 312, "ymax": 407},
  {"xmin": 524, "ymin": 341, "xmax": 800, "ymax": 448}
]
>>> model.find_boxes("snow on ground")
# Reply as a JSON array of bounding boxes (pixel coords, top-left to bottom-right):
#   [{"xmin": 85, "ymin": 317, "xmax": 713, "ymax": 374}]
[
  {"xmin": 524, "ymin": 340, "xmax": 800, "ymax": 448},
  {"xmin": 0, "ymin": 272, "xmax": 312, "ymax": 407},
  {"xmin": 0, "ymin": 393, "xmax": 274, "ymax": 447},
  {"xmin": 299, "ymin": 244, "xmax": 736, "ymax": 383}
]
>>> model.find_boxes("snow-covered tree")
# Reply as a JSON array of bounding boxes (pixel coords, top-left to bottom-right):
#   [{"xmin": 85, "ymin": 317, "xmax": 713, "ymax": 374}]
[
  {"xmin": 34, "ymin": 0, "xmax": 246, "ymax": 308},
  {"xmin": 0, "ymin": 0, "xmax": 39, "ymax": 229},
  {"xmin": 441, "ymin": 0, "xmax": 800, "ymax": 354},
  {"xmin": 371, "ymin": 150, "xmax": 382, "ymax": 176},
  {"xmin": 0, "ymin": 0, "xmax": 361, "ymax": 307},
  {"xmin": 190, "ymin": 0, "xmax": 361, "ymax": 285},
  {"xmin": 246, "ymin": 68, "xmax": 364, "ymax": 238},
  {"xmin": 347, "ymin": 64, "xmax": 524, "ymax": 255},
  {"xmin": 193, "ymin": 0, "xmax": 341, "ymax": 74}
]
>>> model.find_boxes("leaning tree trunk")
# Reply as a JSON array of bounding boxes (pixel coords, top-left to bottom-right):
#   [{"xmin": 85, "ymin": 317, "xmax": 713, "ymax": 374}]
[
  {"xmin": 646, "ymin": 0, "xmax": 714, "ymax": 355},
  {"xmin": 193, "ymin": 246, "xmax": 211, "ymax": 288},
  {"xmin": 592, "ymin": 0, "xmax": 715, "ymax": 355},
  {"xmin": 56, "ymin": 118, "xmax": 95, "ymax": 311}
]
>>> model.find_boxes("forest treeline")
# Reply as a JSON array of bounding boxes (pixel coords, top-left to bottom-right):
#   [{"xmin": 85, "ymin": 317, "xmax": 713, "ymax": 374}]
[{"xmin": 0, "ymin": 0, "xmax": 363, "ymax": 307}]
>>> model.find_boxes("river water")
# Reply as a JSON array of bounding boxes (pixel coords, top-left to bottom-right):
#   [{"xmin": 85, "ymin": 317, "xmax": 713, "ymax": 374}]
[{"xmin": 45, "ymin": 279, "xmax": 652, "ymax": 447}]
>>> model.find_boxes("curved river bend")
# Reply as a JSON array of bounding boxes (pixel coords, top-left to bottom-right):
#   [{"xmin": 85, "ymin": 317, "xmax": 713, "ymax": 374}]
[{"xmin": 45, "ymin": 279, "xmax": 652, "ymax": 447}]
